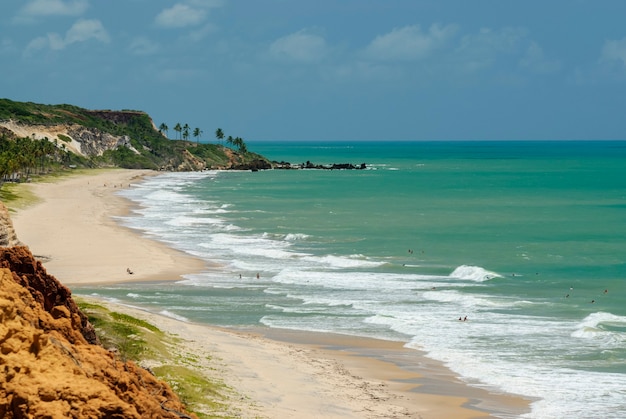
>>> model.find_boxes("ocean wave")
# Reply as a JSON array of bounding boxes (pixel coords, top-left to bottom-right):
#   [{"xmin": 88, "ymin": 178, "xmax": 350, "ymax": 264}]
[
  {"xmin": 284, "ymin": 233, "xmax": 310, "ymax": 241},
  {"xmin": 571, "ymin": 312, "xmax": 626, "ymax": 345},
  {"xmin": 159, "ymin": 310, "xmax": 188, "ymax": 322},
  {"xmin": 260, "ymin": 232, "xmax": 310, "ymax": 242},
  {"xmin": 303, "ymin": 254, "xmax": 385, "ymax": 269},
  {"xmin": 166, "ymin": 215, "xmax": 225, "ymax": 227},
  {"xmin": 449, "ymin": 265, "xmax": 502, "ymax": 282},
  {"xmin": 421, "ymin": 289, "xmax": 509, "ymax": 308}
]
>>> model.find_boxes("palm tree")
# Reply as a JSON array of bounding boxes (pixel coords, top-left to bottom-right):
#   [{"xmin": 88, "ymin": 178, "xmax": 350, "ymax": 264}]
[
  {"xmin": 215, "ymin": 128, "xmax": 224, "ymax": 145},
  {"xmin": 159, "ymin": 123, "xmax": 169, "ymax": 138},
  {"xmin": 234, "ymin": 137, "xmax": 247, "ymax": 153},
  {"xmin": 193, "ymin": 127, "xmax": 203, "ymax": 144},
  {"xmin": 174, "ymin": 123, "xmax": 182, "ymax": 140},
  {"xmin": 182, "ymin": 123, "xmax": 190, "ymax": 141},
  {"xmin": 226, "ymin": 135, "xmax": 234, "ymax": 148}
]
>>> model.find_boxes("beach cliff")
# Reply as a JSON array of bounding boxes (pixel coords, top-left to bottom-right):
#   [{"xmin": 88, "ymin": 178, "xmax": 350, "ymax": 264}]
[{"xmin": 0, "ymin": 204, "xmax": 196, "ymax": 418}]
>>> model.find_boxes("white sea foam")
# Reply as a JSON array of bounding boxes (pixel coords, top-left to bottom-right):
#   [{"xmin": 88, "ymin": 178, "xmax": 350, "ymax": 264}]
[
  {"xmin": 302, "ymin": 254, "xmax": 385, "ymax": 269},
  {"xmin": 284, "ymin": 233, "xmax": 310, "ymax": 241},
  {"xmin": 159, "ymin": 310, "xmax": 188, "ymax": 322},
  {"xmin": 449, "ymin": 265, "xmax": 502, "ymax": 282},
  {"xmin": 571, "ymin": 312, "xmax": 626, "ymax": 346}
]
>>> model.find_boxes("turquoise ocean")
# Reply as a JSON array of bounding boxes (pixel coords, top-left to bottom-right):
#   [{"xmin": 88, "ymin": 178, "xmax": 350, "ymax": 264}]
[{"xmin": 76, "ymin": 141, "xmax": 626, "ymax": 418}]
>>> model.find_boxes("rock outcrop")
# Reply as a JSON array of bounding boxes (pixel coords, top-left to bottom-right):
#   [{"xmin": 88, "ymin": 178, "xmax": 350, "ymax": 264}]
[
  {"xmin": 0, "ymin": 211, "xmax": 196, "ymax": 418},
  {"xmin": 0, "ymin": 120, "xmax": 139, "ymax": 158},
  {"xmin": 66, "ymin": 125, "xmax": 139, "ymax": 157},
  {"xmin": 0, "ymin": 202, "xmax": 21, "ymax": 247},
  {"xmin": 273, "ymin": 160, "xmax": 367, "ymax": 170},
  {"xmin": 0, "ymin": 247, "xmax": 97, "ymax": 345}
]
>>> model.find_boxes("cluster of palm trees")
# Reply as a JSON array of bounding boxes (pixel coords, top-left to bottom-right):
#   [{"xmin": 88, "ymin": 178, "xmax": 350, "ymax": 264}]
[
  {"xmin": 217, "ymin": 128, "xmax": 247, "ymax": 153},
  {"xmin": 158, "ymin": 122, "xmax": 203, "ymax": 144},
  {"xmin": 159, "ymin": 124, "xmax": 248, "ymax": 153},
  {"xmin": 0, "ymin": 135, "xmax": 64, "ymax": 186}
]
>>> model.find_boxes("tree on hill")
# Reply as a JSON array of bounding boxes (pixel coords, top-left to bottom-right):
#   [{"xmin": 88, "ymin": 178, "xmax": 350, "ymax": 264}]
[
  {"xmin": 158, "ymin": 123, "xmax": 168, "ymax": 138},
  {"xmin": 0, "ymin": 135, "xmax": 62, "ymax": 186},
  {"xmin": 233, "ymin": 137, "xmax": 247, "ymax": 153},
  {"xmin": 182, "ymin": 123, "xmax": 190, "ymax": 141},
  {"xmin": 174, "ymin": 123, "xmax": 182, "ymax": 140},
  {"xmin": 193, "ymin": 127, "xmax": 202, "ymax": 144},
  {"xmin": 215, "ymin": 128, "xmax": 224, "ymax": 145}
]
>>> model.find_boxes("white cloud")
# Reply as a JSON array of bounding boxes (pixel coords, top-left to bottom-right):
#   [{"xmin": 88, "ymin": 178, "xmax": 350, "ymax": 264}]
[
  {"xmin": 24, "ymin": 18, "xmax": 109, "ymax": 55},
  {"xmin": 519, "ymin": 42, "xmax": 561, "ymax": 74},
  {"xmin": 270, "ymin": 30, "xmax": 328, "ymax": 63},
  {"xmin": 128, "ymin": 37, "xmax": 159, "ymax": 56},
  {"xmin": 364, "ymin": 24, "xmax": 458, "ymax": 61},
  {"xmin": 155, "ymin": 4, "xmax": 207, "ymax": 28},
  {"xmin": 20, "ymin": 0, "xmax": 88, "ymax": 17},
  {"xmin": 66, "ymin": 19, "xmax": 109, "ymax": 44},
  {"xmin": 454, "ymin": 27, "xmax": 528, "ymax": 71},
  {"xmin": 185, "ymin": 23, "xmax": 218, "ymax": 42},
  {"xmin": 601, "ymin": 37, "xmax": 626, "ymax": 69}
]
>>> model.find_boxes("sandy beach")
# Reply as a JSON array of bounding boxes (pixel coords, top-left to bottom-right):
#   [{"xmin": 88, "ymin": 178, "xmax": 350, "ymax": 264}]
[{"xmin": 10, "ymin": 169, "xmax": 530, "ymax": 418}]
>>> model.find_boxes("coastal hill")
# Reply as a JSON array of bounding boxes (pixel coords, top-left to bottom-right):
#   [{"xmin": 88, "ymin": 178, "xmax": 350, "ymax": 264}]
[
  {"xmin": 0, "ymin": 98, "xmax": 271, "ymax": 172},
  {"xmin": 0, "ymin": 202, "xmax": 197, "ymax": 418}
]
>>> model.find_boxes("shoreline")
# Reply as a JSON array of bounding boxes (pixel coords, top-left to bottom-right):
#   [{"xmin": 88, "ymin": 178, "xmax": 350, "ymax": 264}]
[
  {"xmin": 89, "ymin": 298, "xmax": 530, "ymax": 419},
  {"xmin": 8, "ymin": 169, "xmax": 532, "ymax": 418},
  {"xmin": 11, "ymin": 169, "xmax": 207, "ymax": 285}
]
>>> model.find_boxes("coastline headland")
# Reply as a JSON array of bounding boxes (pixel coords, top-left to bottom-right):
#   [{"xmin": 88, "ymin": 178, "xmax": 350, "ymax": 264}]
[
  {"xmin": 1, "ymin": 168, "xmax": 531, "ymax": 418},
  {"xmin": 0, "ymin": 98, "xmax": 364, "ymax": 174}
]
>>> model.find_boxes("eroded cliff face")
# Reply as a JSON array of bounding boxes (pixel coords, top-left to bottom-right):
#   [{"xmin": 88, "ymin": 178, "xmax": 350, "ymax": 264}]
[
  {"xmin": 0, "ymin": 247, "xmax": 98, "ymax": 345},
  {"xmin": 0, "ymin": 215, "xmax": 196, "ymax": 418},
  {"xmin": 0, "ymin": 203, "xmax": 21, "ymax": 248},
  {"xmin": 0, "ymin": 120, "xmax": 139, "ymax": 158}
]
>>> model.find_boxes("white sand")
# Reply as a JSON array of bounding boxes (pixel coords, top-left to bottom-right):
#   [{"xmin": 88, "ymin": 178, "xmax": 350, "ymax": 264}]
[
  {"xmin": 12, "ymin": 169, "xmax": 205, "ymax": 284},
  {"xmin": 9, "ymin": 169, "xmax": 529, "ymax": 418}
]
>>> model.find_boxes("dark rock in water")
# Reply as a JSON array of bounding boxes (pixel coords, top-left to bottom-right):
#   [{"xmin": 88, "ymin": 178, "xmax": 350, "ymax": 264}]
[
  {"xmin": 272, "ymin": 160, "xmax": 367, "ymax": 170},
  {"xmin": 229, "ymin": 159, "xmax": 273, "ymax": 171}
]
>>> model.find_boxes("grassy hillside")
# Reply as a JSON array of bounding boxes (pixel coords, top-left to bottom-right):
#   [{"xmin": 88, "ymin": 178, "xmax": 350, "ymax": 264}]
[{"xmin": 0, "ymin": 98, "xmax": 269, "ymax": 172}]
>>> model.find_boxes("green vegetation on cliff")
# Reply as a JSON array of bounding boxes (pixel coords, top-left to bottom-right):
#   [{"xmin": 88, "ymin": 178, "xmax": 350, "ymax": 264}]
[
  {"xmin": 77, "ymin": 300, "xmax": 239, "ymax": 418},
  {"xmin": 0, "ymin": 98, "xmax": 270, "ymax": 175}
]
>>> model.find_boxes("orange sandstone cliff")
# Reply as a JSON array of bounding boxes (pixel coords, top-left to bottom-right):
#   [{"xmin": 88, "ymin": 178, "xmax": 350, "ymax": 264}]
[{"xmin": 0, "ymin": 206, "xmax": 196, "ymax": 418}]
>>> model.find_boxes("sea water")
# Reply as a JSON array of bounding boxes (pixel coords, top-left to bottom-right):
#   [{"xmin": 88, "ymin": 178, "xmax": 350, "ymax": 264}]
[{"xmin": 76, "ymin": 141, "xmax": 626, "ymax": 418}]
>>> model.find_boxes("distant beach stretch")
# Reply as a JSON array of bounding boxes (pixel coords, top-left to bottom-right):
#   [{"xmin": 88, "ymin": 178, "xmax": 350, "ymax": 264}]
[{"xmin": 12, "ymin": 168, "xmax": 529, "ymax": 418}]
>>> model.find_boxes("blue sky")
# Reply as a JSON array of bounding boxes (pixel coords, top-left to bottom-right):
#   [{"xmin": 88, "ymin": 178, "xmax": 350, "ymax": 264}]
[{"xmin": 2, "ymin": 0, "xmax": 626, "ymax": 141}]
